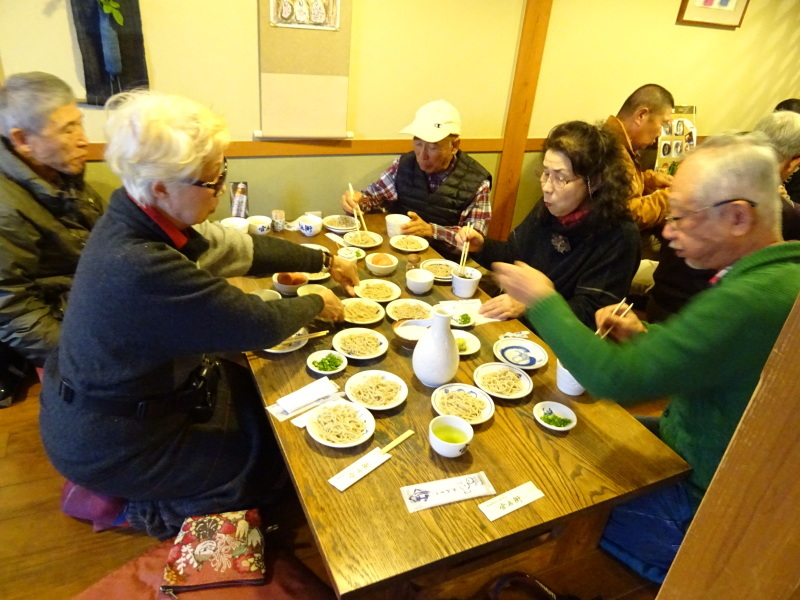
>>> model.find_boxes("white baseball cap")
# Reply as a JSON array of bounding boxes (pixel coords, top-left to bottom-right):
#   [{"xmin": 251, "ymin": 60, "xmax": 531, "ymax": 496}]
[{"xmin": 400, "ymin": 100, "xmax": 462, "ymax": 143}]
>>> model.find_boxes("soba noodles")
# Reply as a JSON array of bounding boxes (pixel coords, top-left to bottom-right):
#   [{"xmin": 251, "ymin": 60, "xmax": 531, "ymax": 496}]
[
  {"xmin": 391, "ymin": 302, "xmax": 430, "ymax": 320},
  {"xmin": 393, "ymin": 236, "xmax": 425, "ymax": 250},
  {"xmin": 480, "ymin": 368, "xmax": 523, "ymax": 395},
  {"xmin": 312, "ymin": 403, "xmax": 366, "ymax": 444},
  {"xmin": 359, "ymin": 283, "xmax": 395, "ymax": 301},
  {"xmin": 423, "ymin": 263, "xmax": 453, "ymax": 278},
  {"xmin": 436, "ymin": 391, "xmax": 486, "ymax": 421},
  {"xmin": 345, "ymin": 301, "xmax": 381, "ymax": 322},
  {"xmin": 347, "ymin": 232, "xmax": 377, "ymax": 246},
  {"xmin": 339, "ymin": 332, "xmax": 381, "ymax": 356},
  {"xmin": 327, "ymin": 215, "xmax": 356, "ymax": 228},
  {"xmin": 351, "ymin": 375, "xmax": 401, "ymax": 407}
]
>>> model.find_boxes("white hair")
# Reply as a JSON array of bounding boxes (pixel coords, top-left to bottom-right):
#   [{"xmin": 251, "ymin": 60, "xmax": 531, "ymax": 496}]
[
  {"xmin": 103, "ymin": 91, "xmax": 230, "ymax": 205},
  {"xmin": 0, "ymin": 72, "xmax": 75, "ymax": 137},
  {"xmin": 753, "ymin": 110, "xmax": 800, "ymax": 163},
  {"xmin": 688, "ymin": 131, "xmax": 782, "ymax": 234}
]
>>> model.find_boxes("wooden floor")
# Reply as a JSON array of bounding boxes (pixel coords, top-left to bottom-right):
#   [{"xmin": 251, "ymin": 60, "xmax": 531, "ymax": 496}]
[{"xmin": 0, "ymin": 375, "xmax": 664, "ymax": 600}]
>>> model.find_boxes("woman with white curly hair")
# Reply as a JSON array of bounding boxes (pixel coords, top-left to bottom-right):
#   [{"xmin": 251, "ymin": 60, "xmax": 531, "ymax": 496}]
[{"xmin": 39, "ymin": 91, "xmax": 358, "ymax": 539}]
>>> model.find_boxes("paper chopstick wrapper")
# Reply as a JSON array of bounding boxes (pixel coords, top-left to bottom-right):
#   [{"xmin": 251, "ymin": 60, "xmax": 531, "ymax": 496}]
[
  {"xmin": 401, "ymin": 472, "xmax": 495, "ymax": 513},
  {"xmin": 267, "ymin": 378, "xmax": 340, "ymax": 421},
  {"xmin": 478, "ymin": 482, "xmax": 544, "ymax": 521},
  {"xmin": 329, "ymin": 448, "xmax": 392, "ymax": 492}
]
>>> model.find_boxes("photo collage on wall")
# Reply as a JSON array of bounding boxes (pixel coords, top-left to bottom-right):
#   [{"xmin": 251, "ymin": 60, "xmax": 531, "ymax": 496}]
[{"xmin": 656, "ymin": 105, "xmax": 697, "ymax": 176}]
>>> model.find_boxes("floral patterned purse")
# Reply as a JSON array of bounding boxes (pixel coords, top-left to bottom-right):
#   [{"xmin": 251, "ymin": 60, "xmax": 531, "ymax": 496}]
[{"xmin": 160, "ymin": 510, "xmax": 266, "ymax": 598}]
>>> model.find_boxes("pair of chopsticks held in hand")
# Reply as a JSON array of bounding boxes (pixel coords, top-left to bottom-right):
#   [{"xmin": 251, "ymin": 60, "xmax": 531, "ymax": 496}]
[
  {"xmin": 457, "ymin": 223, "xmax": 472, "ymax": 276},
  {"xmin": 348, "ymin": 183, "xmax": 369, "ymax": 232},
  {"xmin": 595, "ymin": 297, "xmax": 633, "ymax": 340}
]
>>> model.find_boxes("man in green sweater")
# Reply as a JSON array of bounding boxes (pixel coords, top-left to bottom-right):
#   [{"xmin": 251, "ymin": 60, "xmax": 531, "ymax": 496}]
[{"xmin": 492, "ymin": 132, "xmax": 800, "ymax": 583}]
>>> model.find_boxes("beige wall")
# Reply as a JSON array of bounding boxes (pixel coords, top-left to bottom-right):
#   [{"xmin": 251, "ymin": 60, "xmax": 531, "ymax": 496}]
[{"xmin": 2, "ymin": 0, "xmax": 799, "ymax": 223}]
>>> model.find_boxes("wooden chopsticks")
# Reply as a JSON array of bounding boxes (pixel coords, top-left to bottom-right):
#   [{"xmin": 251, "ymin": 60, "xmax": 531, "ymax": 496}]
[
  {"xmin": 380, "ymin": 430, "xmax": 415, "ymax": 454},
  {"xmin": 595, "ymin": 298, "xmax": 632, "ymax": 339},
  {"xmin": 349, "ymin": 183, "xmax": 369, "ymax": 232},
  {"xmin": 458, "ymin": 223, "xmax": 472, "ymax": 276},
  {"xmin": 285, "ymin": 330, "xmax": 330, "ymax": 343}
]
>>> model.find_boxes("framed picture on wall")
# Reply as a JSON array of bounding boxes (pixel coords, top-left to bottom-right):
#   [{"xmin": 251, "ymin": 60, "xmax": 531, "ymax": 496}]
[{"xmin": 677, "ymin": 0, "xmax": 751, "ymax": 29}]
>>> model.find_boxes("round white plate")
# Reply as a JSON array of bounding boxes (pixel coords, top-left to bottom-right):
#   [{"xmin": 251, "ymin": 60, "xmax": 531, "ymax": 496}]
[
  {"xmin": 343, "ymin": 231, "xmax": 383, "ymax": 249},
  {"xmin": 389, "ymin": 235, "xmax": 429, "ymax": 253},
  {"xmin": 450, "ymin": 311, "xmax": 476, "ymax": 328},
  {"xmin": 431, "ymin": 383, "xmax": 494, "ymax": 425},
  {"xmin": 385, "ymin": 298, "xmax": 433, "ymax": 321},
  {"xmin": 306, "ymin": 350, "xmax": 348, "ymax": 375},
  {"xmin": 420, "ymin": 259, "xmax": 460, "ymax": 282},
  {"xmin": 345, "ymin": 370, "xmax": 408, "ymax": 411},
  {"xmin": 533, "ymin": 401, "xmax": 577, "ymax": 432},
  {"xmin": 453, "ymin": 331, "xmax": 480, "ymax": 355},
  {"xmin": 322, "ymin": 215, "xmax": 359, "ymax": 234},
  {"xmin": 337, "ymin": 247, "xmax": 365, "ymax": 262},
  {"xmin": 332, "ymin": 328, "xmax": 389, "ymax": 360},
  {"xmin": 473, "ymin": 362, "xmax": 533, "ymax": 400},
  {"xmin": 264, "ymin": 327, "xmax": 308, "ymax": 354},
  {"xmin": 300, "ymin": 244, "xmax": 332, "ymax": 280},
  {"xmin": 493, "ymin": 338, "xmax": 548, "ymax": 370},
  {"xmin": 342, "ymin": 298, "xmax": 385, "ymax": 325},
  {"xmin": 354, "ymin": 279, "xmax": 401, "ymax": 303},
  {"xmin": 306, "ymin": 399, "xmax": 375, "ymax": 448}
]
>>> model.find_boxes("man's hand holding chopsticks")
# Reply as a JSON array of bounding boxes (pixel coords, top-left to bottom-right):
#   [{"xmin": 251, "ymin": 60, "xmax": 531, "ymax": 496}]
[
  {"xmin": 455, "ymin": 225, "xmax": 484, "ymax": 252},
  {"xmin": 594, "ymin": 303, "xmax": 645, "ymax": 342}
]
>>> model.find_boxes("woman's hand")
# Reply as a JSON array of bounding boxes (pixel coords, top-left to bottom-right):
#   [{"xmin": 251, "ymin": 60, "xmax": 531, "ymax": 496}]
[
  {"xmin": 317, "ymin": 288, "xmax": 344, "ymax": 321},
  {"xmin": 477, "ymin": 294, "xmax": 526, "ymax": 320},
  {"xmin": 330, "ymin": 255, "xmax": 359, "ymax": 296},
  {"xmin": 594, "ymin": 303, "xmax": 646, "ymax": 342},
  {"xmin": 491, "ymin": 261, "xmax": 556, "ymax": 308},
  {"xmin": 455, "ymin": 225, "xmax": 484, "ymax": 252},
  {"xmin": 341, "ymin": 189, "xmax": 363, "ymax": 214},
  {"xmin": 401, "ymin": 212, "xmax": 433, "ymax": 238}
]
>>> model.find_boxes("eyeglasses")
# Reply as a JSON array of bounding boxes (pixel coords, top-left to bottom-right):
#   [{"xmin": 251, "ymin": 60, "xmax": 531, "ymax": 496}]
[
  {"xmin": 664, "ymin": 198, "xmax": 757, "ymax": 228},
  {"xmin": 187, "ymin": 158, "xmax": 228, "ymax": 196},
  {"xmin": 535, "ymin": 168, "xmax": 579, "ymax": 190}
]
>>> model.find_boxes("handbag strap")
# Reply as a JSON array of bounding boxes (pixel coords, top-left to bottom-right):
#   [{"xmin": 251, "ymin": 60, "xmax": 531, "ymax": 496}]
[{"xmin": 487, "ymin": 571, "xmax": 594, "ymax": 600}]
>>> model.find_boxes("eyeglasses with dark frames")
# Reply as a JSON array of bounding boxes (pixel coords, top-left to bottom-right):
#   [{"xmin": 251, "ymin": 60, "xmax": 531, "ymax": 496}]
[
  {"xmin": 187, "ymin": 158, "xmax": 228, "ymax": 196},
  {"xmin": 664, "ymin": 198, "xmax": 757, "ymax": 228}
]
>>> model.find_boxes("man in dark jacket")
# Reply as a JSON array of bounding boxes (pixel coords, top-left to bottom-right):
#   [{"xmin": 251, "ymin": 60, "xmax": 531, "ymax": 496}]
[
  {"xmin": 0, "ymin": 72, "xmax": 104, "ymax": 367},
  {"xmin": 340, "ymin": 100, "xmax": 491, "ymax": 259}
]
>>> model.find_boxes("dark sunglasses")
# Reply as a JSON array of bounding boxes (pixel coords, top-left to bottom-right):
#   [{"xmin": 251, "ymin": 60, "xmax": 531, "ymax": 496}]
[{"xmin": 187, "ymin": 158, "xmax": 228, "ymax": 196}]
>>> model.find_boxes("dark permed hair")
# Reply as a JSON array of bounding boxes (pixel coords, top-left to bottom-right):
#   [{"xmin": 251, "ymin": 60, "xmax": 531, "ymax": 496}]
[
  {"xmin": 543, "ymin": 120, "xmax": 633, "ymax": 224},
  {"xmin": 775, "ymin": 98, "xmax": 800, "ymax": 114}
]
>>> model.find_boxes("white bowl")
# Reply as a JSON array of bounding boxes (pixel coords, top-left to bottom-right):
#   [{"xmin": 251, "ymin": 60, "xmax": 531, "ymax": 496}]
[
  {"xmin": 246, "ymin": 215, "xmax": 272, "ymax": 235},
  {"xmin": 220, "ymin": 216, "xmax": 249, "ymax": 232},
  {"xmin": 298, "ymin": 214, "xmax": 323, "ymax": 237},
  {"xmin": 406, "ymin": 268, "xmax": 434, "ymax": 294},
  {"xmin": 533, "ymin": 401, "xmax": 577, "ymax": 432},
  {"xmin": 306, "ymin": 350, "xmax": 347, "ymax": 375},
  {"xmin": 272, "ymin": 272, "xmax": 309, "ymax": 296},
  {"xmin": 337, "ymin": 247, "xmax": 365, "ymax": 262},
  {"xmin": 365, "ymin": 252, "xmax": 398, "ymax": 276},
  {"xmin": 297, "ymin": 284, "xmax": 329, "ymax": 297},
  {"xmin": 251, "ymin": 289, "xmax": 281, "ymax": 302}
]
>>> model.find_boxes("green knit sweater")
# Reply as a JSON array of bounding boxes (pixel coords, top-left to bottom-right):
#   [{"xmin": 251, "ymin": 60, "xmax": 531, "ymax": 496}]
[{"xmin": 529, "ymin": 242, "xmax": 800, "ymax": 503}]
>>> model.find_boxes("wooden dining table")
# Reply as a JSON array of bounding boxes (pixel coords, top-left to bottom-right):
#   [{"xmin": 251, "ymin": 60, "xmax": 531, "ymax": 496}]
[{"xmin": 231, "ymin": 213, "xmax": 690, "ymax": 599}]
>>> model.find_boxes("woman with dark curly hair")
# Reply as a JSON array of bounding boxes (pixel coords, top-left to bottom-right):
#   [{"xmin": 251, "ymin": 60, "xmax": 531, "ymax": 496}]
[{"xmin": 456, "ymin": 120, "xmax": 639, "ymax": 328}]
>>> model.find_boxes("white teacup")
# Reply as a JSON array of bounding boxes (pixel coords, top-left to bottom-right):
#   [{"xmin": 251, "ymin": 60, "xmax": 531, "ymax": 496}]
[
  {"xmin": 406, "ymin": 268, "xmax": 434, "ymax": 294},
  {"xmin": 298, "ymin": 214, "xmax": 323, "ymax": 237},
  {"xmin": 429, "ymin": 415, "xmax": 473, "ymax": 458},
  {"xmin": 386, "ymin": 214, "xmax": 411, "ymax": 238},
  {"xmin": 556, "ymin": 359, "xmax": 585, "ymax": 396},
  {"xmin": 220, "ymin": 217, "xmax": 249, "ymax": 232},
  {"xmin": 247, "ymin": 215, "xmax": 272, "ymax": 235},
  {"xmin": 451, "ymin": 266, "xmax": 482, "ymax": 298}
]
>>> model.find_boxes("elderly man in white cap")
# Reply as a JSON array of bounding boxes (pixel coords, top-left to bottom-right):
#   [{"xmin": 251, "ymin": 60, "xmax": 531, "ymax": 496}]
[{"xmin": 341, "ymin": 99, "xmax": 491, "ymax": 258}]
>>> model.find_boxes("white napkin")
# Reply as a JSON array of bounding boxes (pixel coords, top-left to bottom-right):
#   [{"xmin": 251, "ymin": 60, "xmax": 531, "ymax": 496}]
[{"xmin": 276, "ymin": 377, "xmax": 339, "ymax": 413}]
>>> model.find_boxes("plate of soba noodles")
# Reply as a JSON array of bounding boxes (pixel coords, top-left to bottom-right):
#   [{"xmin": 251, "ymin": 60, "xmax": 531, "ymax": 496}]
[
  {"xmin": 306, "ymin": 399, "xmax": 375, "ymax": 448},
  {"xmin": 345, "ymin": 370, "xmax": 408, "ymax": 411},
  {"xmin": 332, "ymin": 327, "xmax": 389, "ymax": 360},
  {"xmin": 341, "ymin": 298, "xmax": 386, "ymax": 325},
  {"xmin": 431, "ymin": 383, "xmax": 494, "ymax": 425},
  {"xmin": 420, "ymin": 259, "xmax": 460, "ymax": 282},
  {"xmin": 354, "ymin": 279, "xmax": 402, "ymax": 303},
  {"xmin": 389, "ymin": 235, "xmax": 429, "ymax": 253},
  {"xmin": 473, "ymin": 362, "xmax": 533, "ymax": 400},
  {"xmin": 343, "ymin": 230, "xmax": 383, "ymax": 249},
  {"xmin": 322, "ymin": 214, "xmax": 359, "ymax": 234},
  {"xmin": 385, "ymin": 298, "xmax": 433, "ymax": 321}
]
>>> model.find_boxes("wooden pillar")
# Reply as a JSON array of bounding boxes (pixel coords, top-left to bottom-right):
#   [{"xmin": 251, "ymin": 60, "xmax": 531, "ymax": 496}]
[{"xmin": 488, "ymin": 0, "xmax": 553, "ymax": 240}]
